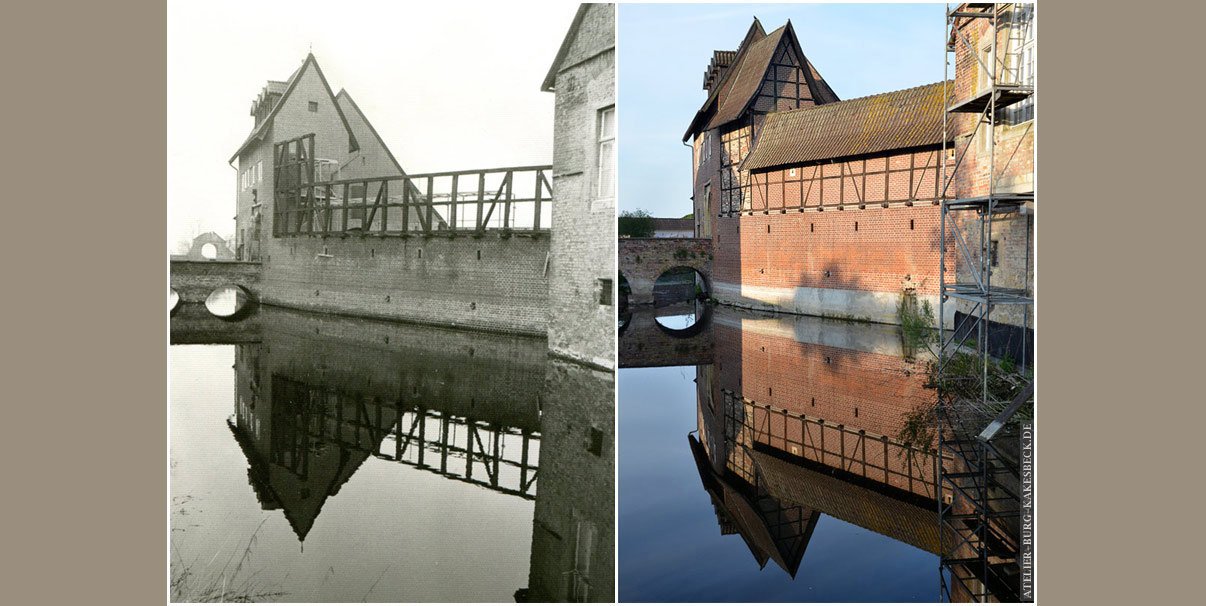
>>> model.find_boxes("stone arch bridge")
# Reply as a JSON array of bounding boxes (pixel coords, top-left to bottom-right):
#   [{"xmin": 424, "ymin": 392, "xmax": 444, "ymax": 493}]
[{"xmin": 618, "ymin": 237, "xmax": 712, "ymax": 307}]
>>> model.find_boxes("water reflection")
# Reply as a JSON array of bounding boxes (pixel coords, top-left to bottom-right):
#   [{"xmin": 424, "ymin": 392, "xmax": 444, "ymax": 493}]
[
  {"xmin": 619, "ymin": 306, "xmax": 950, "ymax": 602},
  {"xmin": 204, "ymin": 284, "xmax": 250, "ymax": 317},
  {"xmin": 171, "ymin": 306, "xmax": 613, "ymax": 602},
  {"xmin": 651, "ymin": 299, "xmax": 709, "ymax": 332}
]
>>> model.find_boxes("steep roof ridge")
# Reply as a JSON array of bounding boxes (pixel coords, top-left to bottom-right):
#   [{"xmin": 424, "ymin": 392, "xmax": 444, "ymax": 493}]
[
  {"xmin": 683, "ymin": 18, "xmax": 767, "ymax": 140},
  {"xmin": 229, "ymin": 53, "xmax": 361, "ymax": 164}
]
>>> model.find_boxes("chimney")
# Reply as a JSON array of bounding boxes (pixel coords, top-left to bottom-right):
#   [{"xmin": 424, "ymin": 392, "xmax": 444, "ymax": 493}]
[
  {"xmin": 703, "ymin": 50, "xmax": 737, "ymax": 93},
  {"xmin": 250, "ymin": 80, "xmax": 289, "ymax": 127}
]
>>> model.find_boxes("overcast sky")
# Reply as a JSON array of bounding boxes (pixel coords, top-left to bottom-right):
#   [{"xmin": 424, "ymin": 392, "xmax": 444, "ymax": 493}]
[
  {"xmin": 167, "ymin": 0, "xmax": 579, "ymax": 250},
  {"xmin": 618, "ymin": 2, "xmax": 945, "ymax": 218}
]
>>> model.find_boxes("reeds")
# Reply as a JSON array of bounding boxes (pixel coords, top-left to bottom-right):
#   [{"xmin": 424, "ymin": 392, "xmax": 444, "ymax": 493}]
[{"xmin": 170, "ymin": 517, "xmax": 285, "ymax": 603}]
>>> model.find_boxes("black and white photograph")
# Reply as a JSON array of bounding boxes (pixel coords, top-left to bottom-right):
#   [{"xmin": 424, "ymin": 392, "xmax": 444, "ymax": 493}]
[{"xmin": 168, "ymin": 2, "xmax": 616, "ymax": 602}]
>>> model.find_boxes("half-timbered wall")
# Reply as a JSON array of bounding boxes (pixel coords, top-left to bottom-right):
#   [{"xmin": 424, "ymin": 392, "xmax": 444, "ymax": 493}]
[
  {"xmin": 751, "ymin": 42, "xmax": 816, "ymax": 113},
  {"xmin": 747, "ymin": 148, "xmax": 942, "ymax": 211}
]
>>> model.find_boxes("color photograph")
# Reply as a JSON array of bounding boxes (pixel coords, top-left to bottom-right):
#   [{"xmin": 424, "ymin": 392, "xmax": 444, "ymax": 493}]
[{"xmin": 616, "ymin": 3, "xmax": 1035, "ymax": 602}]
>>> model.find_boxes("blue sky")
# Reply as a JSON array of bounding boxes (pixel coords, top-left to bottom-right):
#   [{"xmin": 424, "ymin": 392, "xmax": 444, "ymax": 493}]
[{"xmin": 618, "ymin": 2, "xmax": 946, "ymax": 218}]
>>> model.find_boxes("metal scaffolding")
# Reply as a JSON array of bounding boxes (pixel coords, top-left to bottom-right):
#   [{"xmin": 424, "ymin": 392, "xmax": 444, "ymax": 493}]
[{"xmin": 938, "ymin": 3, "xmax": 1034, "ymax": 602}]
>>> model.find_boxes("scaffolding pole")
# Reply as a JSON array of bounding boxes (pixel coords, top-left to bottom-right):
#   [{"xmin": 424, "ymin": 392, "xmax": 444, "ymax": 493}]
[{"xmin": 938, "ymin": 3, "xmax": 1034, "ymax": 603}]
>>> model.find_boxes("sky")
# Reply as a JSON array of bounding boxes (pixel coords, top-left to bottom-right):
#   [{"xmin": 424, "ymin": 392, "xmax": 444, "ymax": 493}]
[
  {"xmin": 167, "ymin": 0, "xmax": 579, "ymax": 251},
  {"xmin": 618, "ymin": 2, "xmax": 946, "ymax": 218}
]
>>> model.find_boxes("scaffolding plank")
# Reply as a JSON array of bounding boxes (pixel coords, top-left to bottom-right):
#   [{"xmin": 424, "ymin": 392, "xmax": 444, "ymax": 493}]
[{"xmin": 948, "ymin": 87, "xmax": 1034, "ymax": 114}]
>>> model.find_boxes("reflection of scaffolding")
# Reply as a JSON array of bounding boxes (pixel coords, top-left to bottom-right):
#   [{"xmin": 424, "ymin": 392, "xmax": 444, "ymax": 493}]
[{"xmin": 938, "ymin": 4, "xmax": 1034, "ymax": 602}]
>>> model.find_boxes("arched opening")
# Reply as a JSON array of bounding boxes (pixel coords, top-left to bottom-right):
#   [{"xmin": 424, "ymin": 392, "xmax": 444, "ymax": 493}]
[
  {"xmin": 652, "ymin": 266, "xmax": 708, "ymax": 307},
  {"xmin": 170, "ymin": 288, "xmax": 180, "ymax": 313},
  {"xmin": 205, "ymin": 285, "xmax": 251, "ymax": 318},
  {"xmin": 200, "ymin": 242, "xmax": 218, "ymax": 260},
  {"xmin": 652, "ymin": 266, "xmax": 710, "ymax": 332}
]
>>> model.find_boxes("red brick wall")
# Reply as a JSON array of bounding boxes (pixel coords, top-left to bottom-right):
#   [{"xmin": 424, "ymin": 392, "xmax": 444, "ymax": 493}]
[
  {"xmin": 711, "ymin": 320, "xmax": 937, "ymax": 497},
  {"xmin": 713, "ymin": 202, "xmax": 954, "ymax": 298}
]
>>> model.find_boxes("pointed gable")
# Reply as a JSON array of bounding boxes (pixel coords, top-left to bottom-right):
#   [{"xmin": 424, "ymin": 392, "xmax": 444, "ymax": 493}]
[
  {"xmin": 684, "ymin": 19, "xmax": 766, "ymax": 140},
  {"xmin": 229, "ymin": 53, "xmax": 361, "ymax": 163},
  {"xmin": 684, "ymin": 20, "xmax": 840, "ymax": 141},
  {"xmin": 335, "ymin": 89, "xmax": 405, "ymax": 176},
  {"xmin": 541, "ymin": 3, "xmax": 615, "ymax": 92}
]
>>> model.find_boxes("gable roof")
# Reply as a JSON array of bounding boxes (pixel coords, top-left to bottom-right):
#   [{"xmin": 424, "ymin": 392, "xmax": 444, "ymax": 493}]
[
  {"xmin": 229, "ymin": 53, "xmax": 361, "ymax": 164},
  {"xmin": 334, "ymin": 89, "xmax": 405, "ymax": 175},
  {"xmin": 742, "ymin": 81, "xmax": 953, "ymax": 171},
  {"xmin": 684, "ymin": 20, "xmax": 839, "ymax": 141}
]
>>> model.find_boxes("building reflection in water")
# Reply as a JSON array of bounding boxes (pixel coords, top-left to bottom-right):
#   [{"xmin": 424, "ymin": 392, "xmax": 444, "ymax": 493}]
[
  {"xmin": 620, "ymin": 305, "xmax": 1021, "ymax": 602},
  {"xmin": 174, "ymin": 305, "xmax": 613, "ymax": 602}
]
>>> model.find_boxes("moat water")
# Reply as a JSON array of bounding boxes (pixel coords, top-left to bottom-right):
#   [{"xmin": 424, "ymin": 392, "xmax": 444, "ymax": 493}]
[
  {"xmin": 170, "ymin": 305, "xmax": 613, "ymax": 602},
  {"xmin": 618, "ymin": 304, "xmax": 940, "ymax": 602}
]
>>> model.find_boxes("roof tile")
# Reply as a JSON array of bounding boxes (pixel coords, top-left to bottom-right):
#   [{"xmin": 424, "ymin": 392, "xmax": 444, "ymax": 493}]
[{"xmin": 743, "ymin": 81, "xmax": 953, "ymax": 171}]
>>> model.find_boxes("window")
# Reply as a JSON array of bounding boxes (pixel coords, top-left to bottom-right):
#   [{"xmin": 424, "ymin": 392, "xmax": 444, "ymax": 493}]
[
  {"xmin": 1003, "ymin": 5, "xmax": 1035, "ymax": 125},
  {"xmin": 598, "ymin": 278, "xmax": 613, "ymax": 306},
  {"xmin": 308, "ymin": 101, "xmax": 318, "ymax": 112},
  {"xmin": 977, "ymin": 44, "xmax": 992, "ymax": 93},
  {"xmin": 255, "ymin": 160, "xmax": 263, "ymax": 183},
  {"xmin": 991, "ymin": 240, "xmax": 1000, "ymax": 267},
  {"xmin": 597, "ymin": 106, "xmax": 616, "ymax": 200}
]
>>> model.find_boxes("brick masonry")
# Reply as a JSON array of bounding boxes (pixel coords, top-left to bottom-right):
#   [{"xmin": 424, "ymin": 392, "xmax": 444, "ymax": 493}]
[
  {"xmin": 259, "ymin": 234, "xmax": 549, "ymax": 336},
  {"xmin": 711, "ymin": 201, "xmax": 955, "ymax": 326},
  {"xmin": 545, "ymin": 3, "xmax": 617, "ymax": 370},
  {"xmin": 170, "ymin": 260, "xmax": 261, "ymax": 303},
  {"xmin": 949, "ymin": 6, "xmax": 1036, "ymax": 333},
  {"xmin": 618, "ymin": 237, "xmax": 713, "ymax": 306},
  {"xmin": 618, "ymin": 307, "xmax": 714, "ymax": 369}
]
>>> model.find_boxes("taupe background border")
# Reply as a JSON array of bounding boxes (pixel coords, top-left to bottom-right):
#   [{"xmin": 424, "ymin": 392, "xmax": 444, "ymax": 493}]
[{"xmin": 5, "ymin": 0, "xmax": 1197, "ymax": 604}]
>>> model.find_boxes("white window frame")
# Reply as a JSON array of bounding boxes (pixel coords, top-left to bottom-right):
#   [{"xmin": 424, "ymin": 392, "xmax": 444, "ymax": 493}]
[
  {"xmin": 1003, "ymin": 5, "xmax": 1035, "ymax": 126},
  {"xmin": 594, "ymin": 105, "xmax": 616, "ymax": 208}
]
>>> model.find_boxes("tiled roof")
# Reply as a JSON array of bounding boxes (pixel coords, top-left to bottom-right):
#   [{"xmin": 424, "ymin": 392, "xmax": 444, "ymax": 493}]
[
  {"xmin": 684, "ymin": 20, "xmax": 839, "ymax": 140},
  {"xmin": 750, "ymin": 449, "xmax": 941, "ymax": 555},
  {"xmin": 743, "ymin": 81, "xmax": 953, "ymax": 171},
  {"xmin": 706, "ymin": 27, "xmax": 788, "ymax": 130},
  {"xmin": 651, "ymin": 218, "xmax": 693, "ymax": 232}
]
